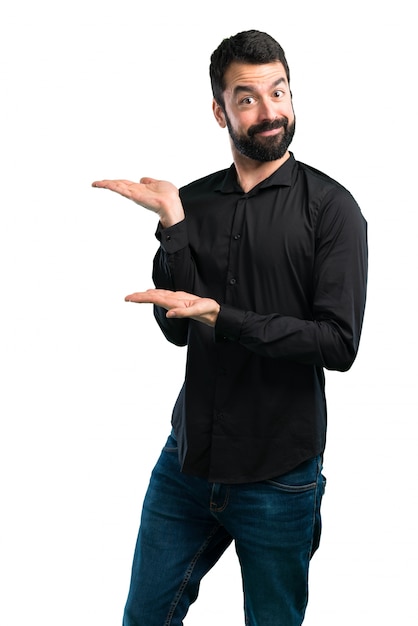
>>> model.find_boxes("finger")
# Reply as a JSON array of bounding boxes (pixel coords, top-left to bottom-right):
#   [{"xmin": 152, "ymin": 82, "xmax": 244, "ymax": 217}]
[
  {"xmin": 166, "ymin": 308, "xmax": 190, "ymax": 318},
  {"xmin": 92, "ymin": 179, "xmax": 126, "ymax": 188},
  {"xmin": 92, "ymin": 179, "xmax": 136, "ymax": 195},
  {"xmin": 95, "ymin": 180, "xmax": 145, "ymax": 202},
  {"xmin": 125, "ymin": 289, "xmax": 188, "ymax": 301},
  {"xmin": 124, "ymin": 290, "xmax": 175, "ymax": 307},
  {"xmin": 165, "ymin": 302, "xmax": 207, "ymax": 319},
  {"xmin": 125, "ymin": 292, "xmax": 154, "ymax": 303},
  {"xmin": 125, "ymin": 290, "xmax": 197, "ymax": 315}
]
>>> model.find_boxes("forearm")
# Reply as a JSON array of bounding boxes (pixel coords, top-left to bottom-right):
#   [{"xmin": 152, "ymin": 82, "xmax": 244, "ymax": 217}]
[
  {"xmin": 151, "ymin": 248, "xmax": 192, "ymax": 345},
  {"xmin": 153, "ymin": 304, "xmax": 189, "ymax": 347},
  {"xmin": 215, "ymin": 305, "xmax": 363, "ymax": 371},
  {"xmin": 150, "ymin": 220, "xmax": 199, "ymax": 346},
  {"xmin": 152, "ymin": 219, "xmax": 198, "ymax": 293}
]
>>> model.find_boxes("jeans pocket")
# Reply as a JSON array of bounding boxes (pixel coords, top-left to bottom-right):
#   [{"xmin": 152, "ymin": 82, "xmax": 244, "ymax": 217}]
[
  {"xmin": 265, "ymin": 479, "xmax": 317, "ymax": 494},
  {"xmin": 265, "ymin": 456, "xmax": 322, "ymax": 493}
]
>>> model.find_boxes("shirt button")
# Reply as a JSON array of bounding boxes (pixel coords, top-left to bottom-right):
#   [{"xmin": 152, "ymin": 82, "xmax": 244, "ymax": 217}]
[
  {"xmin": 233, "ymin": 234, "xmax": 241, "ymax": 240},
  {"xmin": 166, "ymin": 235, "xmax": 171, "ymax": 241},
  {"xmin": 229, "ymin": 278, "xmax": 237, "ymax": 285}
]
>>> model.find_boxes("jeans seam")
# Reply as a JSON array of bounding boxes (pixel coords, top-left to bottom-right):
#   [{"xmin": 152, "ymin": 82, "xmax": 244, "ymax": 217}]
[
  {"xmin": 308, "ymin": 458, "xmax": 322, "ymax": 559},
  {"xmin": 163, "ymin": 524, "xmax": 222, "ymax": 626},
  {"xmin": 210, "ymin": 485, "xmax": 231, "ymax": 513}
]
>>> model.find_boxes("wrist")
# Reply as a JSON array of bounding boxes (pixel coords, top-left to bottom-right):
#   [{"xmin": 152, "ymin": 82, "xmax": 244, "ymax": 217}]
[
  {"xmin": 159, "ymin": 199, "xmax": 185, "ymax": 228},
  {"xmin": 205, "ymin": 302, "xmax": 220, "ymax": 327}
]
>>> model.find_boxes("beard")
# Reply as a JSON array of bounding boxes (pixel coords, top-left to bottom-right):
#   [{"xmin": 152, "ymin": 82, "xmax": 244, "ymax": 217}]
[{"xmin": 225, "ymin": 113, "xmax": 295, "ymax": 162}]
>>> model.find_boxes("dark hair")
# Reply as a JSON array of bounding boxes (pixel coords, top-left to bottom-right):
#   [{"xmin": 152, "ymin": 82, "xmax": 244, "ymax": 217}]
[{"xmin": 209, "ymin": 30, "xmax": 290, "ymax": 107}]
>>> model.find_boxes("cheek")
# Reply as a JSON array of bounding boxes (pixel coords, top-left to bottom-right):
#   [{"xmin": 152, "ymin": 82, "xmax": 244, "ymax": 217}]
[
  {"xmin": 285, "ymin": 103, "xmax": 295, "ymax": 122},
  {"xmin": 233, "ymin": 112, "xmax": 256, "ymax": 132}
]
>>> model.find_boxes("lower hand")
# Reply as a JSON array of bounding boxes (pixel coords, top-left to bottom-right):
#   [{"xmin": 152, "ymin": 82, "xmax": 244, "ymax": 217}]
[{"xmin": 125, "ymin": 289, "xmax": 220, "ymax": 327}]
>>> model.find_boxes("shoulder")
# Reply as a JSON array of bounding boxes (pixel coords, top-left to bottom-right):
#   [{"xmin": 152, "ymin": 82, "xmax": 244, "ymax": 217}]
[
  {"xmin": 295, "ymin": 159, "xmax": 365, "ymax": 222},
  {"xmin": 295, "ymin": 160, "xmax": 351, "ymax": 197},
  {"xmin": 179, "ymin": 168, "xmax": 230, "ymax": 199}
]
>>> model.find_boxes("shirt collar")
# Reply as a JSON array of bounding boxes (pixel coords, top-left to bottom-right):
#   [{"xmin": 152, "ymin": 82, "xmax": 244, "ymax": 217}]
[{"xmin": 217, "ymin": 152, "xmax": 296, "ymax": 194}]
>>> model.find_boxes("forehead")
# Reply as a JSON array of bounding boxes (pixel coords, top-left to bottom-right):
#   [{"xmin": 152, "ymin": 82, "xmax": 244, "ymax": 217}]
[{"xmin": 223, "ymin": 61, "xmax": 288, "ymax": 93}]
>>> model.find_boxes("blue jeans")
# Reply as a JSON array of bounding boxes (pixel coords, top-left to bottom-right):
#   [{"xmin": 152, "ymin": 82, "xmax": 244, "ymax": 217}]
[{"xmin": 123, "ymin": 434, "xmax": 326, "ymax": 626}]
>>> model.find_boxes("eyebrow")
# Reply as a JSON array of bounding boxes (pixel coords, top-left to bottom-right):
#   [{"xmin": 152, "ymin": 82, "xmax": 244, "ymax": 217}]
[{"xmin": 233, "ymin": 77, "xmax": 287, "ymax": 97}]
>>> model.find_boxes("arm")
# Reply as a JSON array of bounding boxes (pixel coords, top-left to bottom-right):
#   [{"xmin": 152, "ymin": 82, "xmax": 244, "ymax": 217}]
[
  {"xmin": 125, "ymin": 280, "xmax": 364, "ymax": 371},
  {"xmin": 215, "ymin": 190, "xmax": 368, "ymax": 371},
  {"xmin": 92, "ymin": 175, "xmax": 191, "ymax": 345}
]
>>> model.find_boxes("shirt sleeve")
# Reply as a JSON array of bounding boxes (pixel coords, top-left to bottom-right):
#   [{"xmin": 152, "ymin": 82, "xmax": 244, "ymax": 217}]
[
  {"xmin": 151, "ymin": 219, "xmax": 192, "ymax": 347},
  {"xmin": 215, "ymin": 189, "xmax": 368, "ymax": 372},
  {"xmin": 153, "ymin": 218, "xmax": 198, "ymax": 291}
]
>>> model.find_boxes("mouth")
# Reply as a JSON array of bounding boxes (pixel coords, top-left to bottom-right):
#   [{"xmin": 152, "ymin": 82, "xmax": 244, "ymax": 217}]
[
  {"xmin": 256, "ymin": 127, "xmax": 283, "ymax": 137},
  {"xmin": 248, "ymin": 119, "xmax": 287, "ymax": 138}
]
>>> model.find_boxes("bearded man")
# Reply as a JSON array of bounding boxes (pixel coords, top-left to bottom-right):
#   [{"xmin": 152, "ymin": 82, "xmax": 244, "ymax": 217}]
[{"xmin": 93, "ymin": 29, "xmax": 368, "ymax": 626}]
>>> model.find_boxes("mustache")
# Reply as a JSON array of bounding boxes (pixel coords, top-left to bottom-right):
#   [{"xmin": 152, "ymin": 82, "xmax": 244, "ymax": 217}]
[{"xmin": 247, "ymin": 117, "xmax": 288, "ymax": 137}]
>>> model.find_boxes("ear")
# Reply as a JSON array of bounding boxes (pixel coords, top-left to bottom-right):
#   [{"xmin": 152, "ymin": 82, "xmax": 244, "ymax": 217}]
[{"xmin": 212, "ymin": 98, "xmax": 227, "ymax": 128}]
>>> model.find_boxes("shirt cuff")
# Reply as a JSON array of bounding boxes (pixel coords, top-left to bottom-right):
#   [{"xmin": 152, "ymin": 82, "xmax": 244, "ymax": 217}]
[
  {"xmin": 215, "ymin": 304, "xmax": 246, "ymax": 341},
  {"xmin": 155, "ymin": 219, "xmax": 188, "ymax": 254}
]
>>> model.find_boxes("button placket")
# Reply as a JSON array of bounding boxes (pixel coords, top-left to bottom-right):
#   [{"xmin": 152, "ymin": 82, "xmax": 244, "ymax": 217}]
[
  {"xmin": 225, "ymin": 197, "xmax": 246, "ymax": 298},
  {"xmin": 213, "ymin": 196, "xmax": 246, "ymax": 436}
]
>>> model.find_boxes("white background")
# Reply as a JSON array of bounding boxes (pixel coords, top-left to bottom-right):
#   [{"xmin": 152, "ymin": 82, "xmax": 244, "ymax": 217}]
[{"xmin": 1, "ymin": 1, "xmax": 416, "ymax": 624}]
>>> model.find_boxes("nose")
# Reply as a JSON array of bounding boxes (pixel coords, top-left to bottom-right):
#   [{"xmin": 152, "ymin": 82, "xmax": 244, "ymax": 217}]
[{"xmin": 258, "ymin": 97, "xmax": 278, "ymax": 121}]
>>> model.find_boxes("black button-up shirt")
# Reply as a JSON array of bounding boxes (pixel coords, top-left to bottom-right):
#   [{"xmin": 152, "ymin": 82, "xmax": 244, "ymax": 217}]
[{"xmin": 152, "ymin": 154, "xmax": 368, "ymax": 483}]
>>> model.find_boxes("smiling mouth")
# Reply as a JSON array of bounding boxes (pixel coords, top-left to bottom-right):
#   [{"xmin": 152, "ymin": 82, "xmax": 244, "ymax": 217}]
[
  {"xmin": 256, "ymin": 127, "xmax": 283, "ymax": 137},
  {"xmin": 248, "ymin": 118, "xmax": 287, "ymax": 138}
]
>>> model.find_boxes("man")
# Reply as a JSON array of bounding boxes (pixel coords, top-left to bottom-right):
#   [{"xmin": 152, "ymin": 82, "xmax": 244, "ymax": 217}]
[{"xmin": 93, "ymin": 30, "xmax": 368, "ymax": 626}]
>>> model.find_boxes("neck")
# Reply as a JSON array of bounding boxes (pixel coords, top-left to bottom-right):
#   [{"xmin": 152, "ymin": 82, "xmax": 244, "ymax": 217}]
[{"xmin": 233, "ymin": 150, "xmax": 290, "ymax": 193}]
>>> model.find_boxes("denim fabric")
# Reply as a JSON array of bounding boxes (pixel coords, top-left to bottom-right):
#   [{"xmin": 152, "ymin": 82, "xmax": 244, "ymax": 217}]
[{"xmin": 123, "ymin": 434, "xmax": 326, "ymax": 626}]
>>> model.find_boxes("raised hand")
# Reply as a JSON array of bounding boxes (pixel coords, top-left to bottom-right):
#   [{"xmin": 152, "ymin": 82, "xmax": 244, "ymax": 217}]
[
  {"xmin": 125, "ymin": 289, "xmax": 220, "ymax": 328},
  {"xmin": 92, "ymin": 177, "xmax": 185, "ymax": 227}
]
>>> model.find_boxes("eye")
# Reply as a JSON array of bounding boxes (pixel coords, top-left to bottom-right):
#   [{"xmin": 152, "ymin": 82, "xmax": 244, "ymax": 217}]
[
  {"xmin": 240, "ymin": 96, "xmax": 255, "ymax": 105},
  {"xmin": 273, "ymin": 89, "xmax": 284, "ymax": 99}
]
